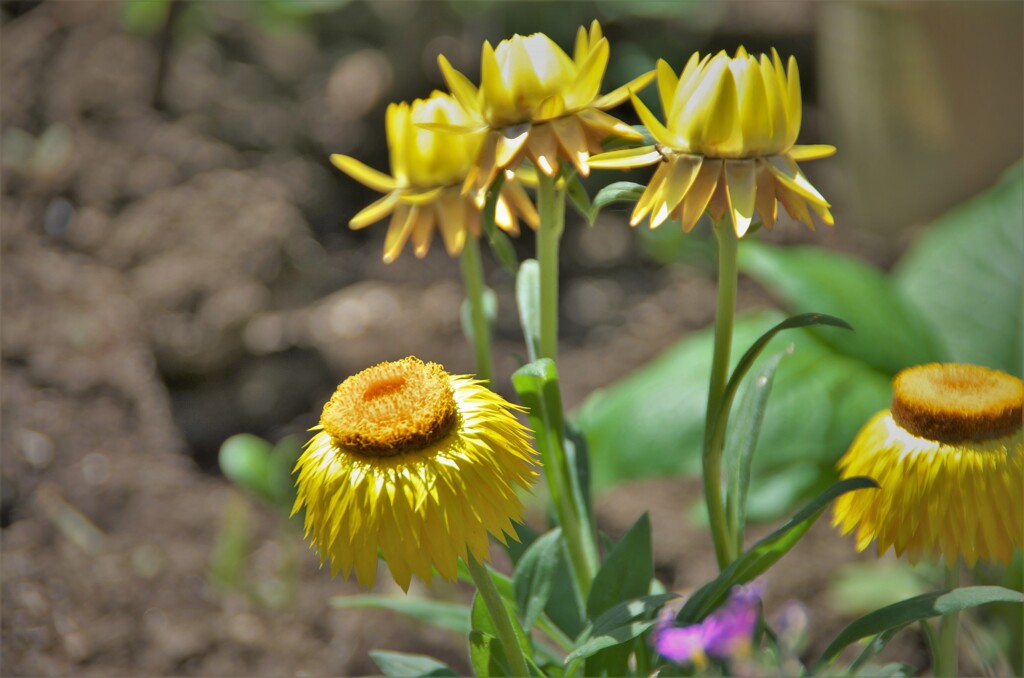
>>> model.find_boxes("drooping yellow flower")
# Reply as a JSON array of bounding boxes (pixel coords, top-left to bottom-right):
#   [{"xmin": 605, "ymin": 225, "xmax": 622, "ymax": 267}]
[
  {"xmin": 292, "ymin": 357, "xmax": 538, "ymax": 590},
  {"xmin": 331, "ymin": 92, "xmax": 538, "ymax": 263},
  {"xmin": 436, "ymin": 21, "xmax": 654, "ymax": 197},
  {"xmin": 589, "ymin": 48, "xmax": 836, "ymax": 236},
  {"xmin": 833, "ymin": 363, "xmax": 1023, "ymax": 567}
]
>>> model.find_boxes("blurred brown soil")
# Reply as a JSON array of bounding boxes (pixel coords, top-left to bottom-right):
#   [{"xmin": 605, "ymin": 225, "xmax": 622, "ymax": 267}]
[{"xmin": 1, "ymin": 3, "xmax": 933, "ymax": 677}]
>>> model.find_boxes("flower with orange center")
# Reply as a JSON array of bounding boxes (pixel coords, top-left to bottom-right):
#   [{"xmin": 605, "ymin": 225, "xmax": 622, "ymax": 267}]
[
  {"xmin": 292, "ymin": 357, "xmax": 538, "ymax": 590},
  {"xmin": 435, "ymin": 21, "xmax": 654, "ymax": 198},
  {"xmin": 589, "ymin": 48, "xmax": 836, "ymax": 236},
  {"xmin": 833, "ymin": 363, "xmax": 1023, "ymax": 566},
  {"xmin": 331, "ymin": 91, "xmax": 538, "ymax": 263}
]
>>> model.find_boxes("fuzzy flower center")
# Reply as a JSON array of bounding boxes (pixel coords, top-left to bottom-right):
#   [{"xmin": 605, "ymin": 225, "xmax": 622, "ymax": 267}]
[
  {"xmin": 321, "ymin": 357, "xmax": 457, "ymax": 456},
  {"xmin": 891, "ymin": 363, "xmax": 1023, "ymax": 443}
]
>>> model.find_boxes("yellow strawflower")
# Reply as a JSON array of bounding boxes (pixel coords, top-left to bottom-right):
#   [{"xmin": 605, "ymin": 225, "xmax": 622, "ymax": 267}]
[
  {"xmin": 590, "ymin": 48, "xmax": 836, "ymax": 236},
  {"xmin": 292, "ymin": 357, "xmax": 538, "ymax": 590},
  {"xmin": 833, "ymin": 363, "xmax": 1023, "ymax": 567},
  {"xmin": 435, "ymin": 20, "xmax": 654, "ymax": 197},
  {"xmin": 331, "ymin": 92, "xmax": 538, "ymax": 262}
]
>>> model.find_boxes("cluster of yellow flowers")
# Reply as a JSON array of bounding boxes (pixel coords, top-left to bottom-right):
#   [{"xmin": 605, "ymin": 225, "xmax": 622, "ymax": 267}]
[
  {"xmin": 298, "ymin": 22, "xmax": 1022, "ymax": 594},
  {"xmin": 333, "ymin": 21, "xmax": 835, "ymax": 263}
]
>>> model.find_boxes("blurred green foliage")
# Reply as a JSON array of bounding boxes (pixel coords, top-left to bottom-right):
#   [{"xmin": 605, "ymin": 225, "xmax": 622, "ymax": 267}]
[{"xmin": 219, "ymin": 433, "xmax": 302, "ymax": 513}]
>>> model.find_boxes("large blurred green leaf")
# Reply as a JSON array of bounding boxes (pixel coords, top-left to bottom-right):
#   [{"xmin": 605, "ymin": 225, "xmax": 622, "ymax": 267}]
[
  {"xmin": 575, "ymin": 311, "xmax": 889, "ymax": 517},
  {"xmin": 895, "ymin": 161, "xmax": 1023, "ymax": 375},
  {"xmin": 739, "ymin": 242, "xmax": 944, "ymax": 374}
]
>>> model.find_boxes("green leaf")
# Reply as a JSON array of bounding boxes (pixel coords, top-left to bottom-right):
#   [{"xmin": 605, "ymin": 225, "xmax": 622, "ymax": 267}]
[
  {"xmin": 516, "ymin": 260, "xmax": 542, "ymax": 363},
  {"xmin": 369, "ymin": 650, "xmax": 458, "ymax": 677},
  {"xmin": 587, "ymin": 514, "xmax": 653, "ymax": 618},
  {"xmin": 740, "ymin": 242, "xmax": 944, "ymax": 374},
  {"xmin": 592, "ymin": 181, "xmax": 646, "ymax": 214},
  {"xmin": 566, "ymin": 174, "xmax": 596, "ymax": 224},
  {"xmin": 576, "ymin": 311, "xmax": 890, "ymax": 518},
  {"xmin": 513, "ymin": 528, "xmax": 563, "ymax": 630},
  {"xmin": 895, "ymin": 161, "xmax": 1023, "ymax": 375},
  {"xmin": 718, "ymin": 314, "xmax": 852, "ymax": 429},
  {"xmin": 470, "ymin": 590, "xmax": 534, "ymax": 677},
  {"xmin": 460, "ymin": 288, "xmax": 498, "ymax": 348},
  {"xmin": 725, "ymin": 346, "xmax": 789, "ymax": 552},
  {"xmin": 679, "ymin": 477, "xmax": 878, "ymax": 624},
  {"xmin": 332, "ymin": 595, "xmax": 469, "ymax": 636},
  {"xmin": 567, "ymin": 593, "xmax": 679, "ymax": 663},
  {"xmin": 481, "ymin": 173, "xmax": 518, "ymax": 272},
  {"xmin": 584, "ymin": 514, "xmax": 654, "ymax": 677},
  {"xmin": 219, "ymin": 434, "xmax": 273, "ymax": 501},
  {"xmin": 814, "ymin": 586, "xmax": 1024, "ymax": 671}
]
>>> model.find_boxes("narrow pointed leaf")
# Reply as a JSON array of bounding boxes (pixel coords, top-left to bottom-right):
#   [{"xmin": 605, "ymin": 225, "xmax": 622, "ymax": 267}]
[
  {"xmin": 370, "ymin": 651, "xmax": 458, "ymax": 678},
  {"xmin": 814, "ymin": 586, "xmax": 1024, "ymax": 671},
  {"xmin": 513, "ymin": 528, "xmax": 563, "ymax": 630},
  {"xmin": 678, "ymin": 477, "xmax": 878, "ymax": 624},
  {"xmin": 333, "ymin": 595, "xmax": 469, "ymax": 635}
]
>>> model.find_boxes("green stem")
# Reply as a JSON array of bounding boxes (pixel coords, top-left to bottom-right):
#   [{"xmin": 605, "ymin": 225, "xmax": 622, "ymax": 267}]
[
  {"xmin": 460, "ymin": 235, "xmax": 493, "ymax": 384},
  {"xmin": 465, "ymin": 555, "xmax": 530, "ymax": 678},
  {"xmin": 534, "ymin": 172, "xmax": 598, "ymax": 598},
  {"xmin": 537, "ymin": 174, "xmax": 564, "ymax": 362},
  {"xmin": 935, "ymin": 561, "xmax": 961, "ymax": 677},
  {"xmin": 703, "ymin": 219, "xmax": 739, "ymax": 570}
]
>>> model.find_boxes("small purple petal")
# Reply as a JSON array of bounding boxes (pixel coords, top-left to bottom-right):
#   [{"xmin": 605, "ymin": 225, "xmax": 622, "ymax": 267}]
[{"xmin": 654, "ymin": 625, "xmax": 706, "ymax": 663}]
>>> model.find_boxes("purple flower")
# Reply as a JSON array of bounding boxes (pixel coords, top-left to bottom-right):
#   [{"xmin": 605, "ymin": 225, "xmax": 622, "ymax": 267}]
[{"xmin": 654, "ymin": 582, "xmax": 762, "ymax": 669}]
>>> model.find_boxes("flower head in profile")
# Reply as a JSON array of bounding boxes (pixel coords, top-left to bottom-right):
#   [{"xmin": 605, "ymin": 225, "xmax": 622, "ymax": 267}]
[
  {"xmin": 331, "ymin": 92, "xmax": 537, "ymax": 262},
  {"xmin": 654, "ymin": 582, "xmax": 762, "ymax": 669},
  {"xmin": 590, "ymin": 48, "xmax": 835, "ymax": 236},
  {"xmin": 833, "ymin": 363, "xmax": 1023, "ymax": 566},
  {"xmin": 436, "ymin": 21, "xmax": 654, "ymax": 197},
  {"xmin": 292, "ymin": 357, "xmax": 539, "ymax": 590}
]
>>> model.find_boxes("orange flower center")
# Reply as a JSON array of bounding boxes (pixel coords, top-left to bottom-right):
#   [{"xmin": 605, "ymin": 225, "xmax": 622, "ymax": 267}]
[
  {"xmin": 891, "ymin": 363, "xmax": 1023, "ymax": 443},
  {"xmin": 321, "ymin": 357, "xmax": 457, "ymax": 456}
]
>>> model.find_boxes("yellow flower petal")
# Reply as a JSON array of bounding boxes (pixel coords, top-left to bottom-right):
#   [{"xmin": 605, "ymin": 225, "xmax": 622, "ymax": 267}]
[
  {"xmin": 438, "ymin": 54, "xmax": 481, "ymax": 115},
  {"xmin": 350, "ymin": 192, "xmax": 399, "ymax": 230},
  {"xmin": 551, "ymin": 115, "xmax": 591, "ymax": 176},
  {"xmin": 592, "ymin": 69, "xmax": 656, "ymax": 110},
  {"xmin": 651, "ymin": 154, "xmax": 703, "ymax": 228},
  {"xmin": 724, "ymin": 159, "xmax": 757, "ymax": 236},
  {"xmin": 785, "ymin": 55, "xmax": 802, "ymax": 149},
  {"xmin": 410, "ymin": 207, "xmax": 435, "ymax": 258},
  {"xmin": 766, "ymin": 155, "xmax": 829, "ymax": 206},
  {"xmin": 435, "ymin": 191, "xmax": 468, "ymax": 255},
  {"xmin": 383, "ymin": 204, "xmax": 418, "ymax": 263},
  {"xmin": 578, "ymin": 107, "xmax": 642, "ymax": 140},
  {"xmin": 526, "ymin": 122, "xmax": 560, "ymax": 176},
  {"xmin": 630, "ymin": 91, "xmax": 680, "ymax": 148},
  {"xmin": 480, "ymin": 40, "xmax": 516, "ymax": 124},
  {"xmin": 678, "ymin": 159, "xmax": 722, "ymax": 232},
  {"xmin": 588, "ymin": 145, "xmax": 662, "ymax": 170},
  {"xmin": 754, "ymin": 161, "xmax": 777, "ymax": 229},
  {"xmin": 331, "ymin": 154, "xmax": 399, "ymax": 193},
  {"xmin": 630, "ymin": 161, "xmax": 671, "ymax": 226},
  {"xmin": 496, "ymin": 124, "xmax": 530, "ymax": 170},
  {"xmin": 656, "ymin": 58, "xmax": 679, "ymax": 120},
  {"xmin": 567, "ymin": 36, "xmax": 609, "ymax": 110},
  {"xmin": 789, "ymin": 144, "xmax": 837, "ymax": 161}
]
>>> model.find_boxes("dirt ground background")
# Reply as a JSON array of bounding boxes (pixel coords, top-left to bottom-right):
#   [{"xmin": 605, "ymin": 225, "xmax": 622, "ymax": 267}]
[{"xmin": 2, "ymin": 2, "xmax": 1021, "ymax": 676}]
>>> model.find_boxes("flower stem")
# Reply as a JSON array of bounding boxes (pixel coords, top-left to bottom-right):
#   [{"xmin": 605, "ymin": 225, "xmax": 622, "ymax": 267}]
[
  {"xmin": 460, "ymin": 235, "xmax": 493, "ymax": 384},
  {"xmin": 935, "ymin": 561, "xmax": 961, "ymax": 677},
  {"xmin": 465, "ymin": 555, "xmax": 530, "ymax": 678},
  {"xmin": 537, "ymin": 173, "xmax": 564, "ymax": 362},
  {"xmin": 534, "ymin": 172, "xmax": 598, "ymax": 598},
  {"xmin": 703, "ymin": 219, "xmax": 739, "ymax": 570}
]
